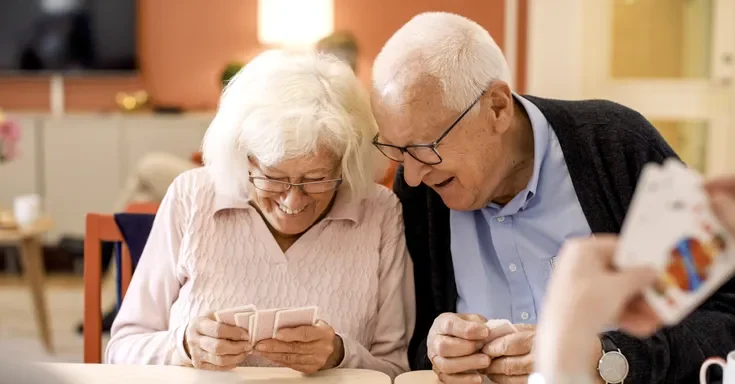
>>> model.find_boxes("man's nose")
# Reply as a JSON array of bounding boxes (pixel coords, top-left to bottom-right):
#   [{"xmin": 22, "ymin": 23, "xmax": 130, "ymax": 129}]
[{"xmin": 402, "ymin": 156, "xmax": 431, "ymax": 187}]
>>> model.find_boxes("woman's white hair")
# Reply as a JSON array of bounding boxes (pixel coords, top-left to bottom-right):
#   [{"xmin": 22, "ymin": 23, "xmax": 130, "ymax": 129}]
[
  {"xmin": 202, "ymin": 50, "xmax": 383, "ymax": 201},
  {"xmin": 372, "ymin": 12, "xmax": 512, "ymax": 112}
]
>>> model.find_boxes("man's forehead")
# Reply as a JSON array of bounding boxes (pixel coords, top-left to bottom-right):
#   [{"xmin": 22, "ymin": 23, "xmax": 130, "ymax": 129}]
[{"xmin": 372, "ymin": 78, "xmax": 449, "ymax": 145}]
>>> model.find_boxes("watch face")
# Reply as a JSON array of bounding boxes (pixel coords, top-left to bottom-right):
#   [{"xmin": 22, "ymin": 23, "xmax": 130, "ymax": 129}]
[{"xmin": 599, "ymin": 351, "xmax": 629, "ymax": 383}]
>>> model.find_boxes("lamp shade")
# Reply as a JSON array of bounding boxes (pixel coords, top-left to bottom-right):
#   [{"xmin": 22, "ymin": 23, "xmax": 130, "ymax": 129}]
[{"xmin": 257, "ymin": 0, "xmax": 334, "ymax": 47}]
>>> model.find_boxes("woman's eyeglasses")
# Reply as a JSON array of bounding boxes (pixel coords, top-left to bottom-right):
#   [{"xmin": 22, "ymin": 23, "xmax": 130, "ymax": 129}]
[{"xmin": 249, "ymin": 176, "xmax": 342, "ymax": 194}]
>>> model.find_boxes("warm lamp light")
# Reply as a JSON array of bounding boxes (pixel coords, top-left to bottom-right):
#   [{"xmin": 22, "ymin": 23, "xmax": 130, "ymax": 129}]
[{"xmin": 257, "ymin": 0, "xmax": 334, "ymax": 47}]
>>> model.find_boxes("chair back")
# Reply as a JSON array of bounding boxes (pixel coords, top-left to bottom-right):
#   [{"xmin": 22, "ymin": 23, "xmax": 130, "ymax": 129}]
[
  {"xmin": 113, "ymin": 213, "xmax": 156, "ymax": 307},
  {"xmin": 83, "ymin": 213, "xmax": 130, "ymax": 363}
]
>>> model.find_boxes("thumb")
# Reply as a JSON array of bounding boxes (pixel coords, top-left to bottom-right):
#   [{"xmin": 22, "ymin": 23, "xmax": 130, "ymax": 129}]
[
  {"xmin": 711, "ymin": 192, "xmax": 735, "ymax": 236},
  {"xmin": 611, "ymin": 267, "xmax": 658, "ymax": 299}
]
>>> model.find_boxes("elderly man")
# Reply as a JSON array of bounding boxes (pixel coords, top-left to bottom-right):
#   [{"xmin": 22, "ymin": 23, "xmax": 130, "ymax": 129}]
[{"xmin": 371, "ymin": 12, "xmax": 735, "ymax": 384}]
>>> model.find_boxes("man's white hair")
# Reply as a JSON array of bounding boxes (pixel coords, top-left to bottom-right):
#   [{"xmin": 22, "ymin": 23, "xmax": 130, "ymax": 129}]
[
  {"xmin": 202, "ymin": 50, "xmax": 382, "ymax": 201},
  {"xmin": 372, "ymin": 12, "xmax": 512, "ymax": 112}
]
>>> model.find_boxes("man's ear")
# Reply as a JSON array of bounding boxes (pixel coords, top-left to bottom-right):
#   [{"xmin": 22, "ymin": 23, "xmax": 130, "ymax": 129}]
[{"xmin": 485, "ymin": 81, "xmax": 513, "ymax": 134}]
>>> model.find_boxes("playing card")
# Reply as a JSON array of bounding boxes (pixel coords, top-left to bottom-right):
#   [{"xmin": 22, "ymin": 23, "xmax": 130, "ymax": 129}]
[
  {"xmin": 273, "ymin": 306, "xmax": 318, "ymax": 335},
  {"xmin": 250, "ymin": 308, "xmax": 280, "ymax": 344},
  {"xmin": 233, "ymin": 312, "xmax": 255, "ymax": 332},
  {"xmin": 484, "ymin": 319, "xmax": 517, "ymax": 339},
  {"xmin": 643, "ymin": 180, "xmax": 735, "ymax": 324},
  {"xmin": 615, "ymin": 163, "xmax": 671, "ymax": 268},
  {"xmin": 618, "ymin": 161, "xmax": 735, "ymax": 325},
  {"xmin": 214, "ymin": 305, "xmax": 256, "ymax": 326}
]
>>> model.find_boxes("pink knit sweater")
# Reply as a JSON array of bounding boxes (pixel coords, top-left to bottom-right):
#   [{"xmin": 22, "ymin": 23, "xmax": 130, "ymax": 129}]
[{"xmin": 106, "ymin": 168, "xmax": 415, "ymax": 378}]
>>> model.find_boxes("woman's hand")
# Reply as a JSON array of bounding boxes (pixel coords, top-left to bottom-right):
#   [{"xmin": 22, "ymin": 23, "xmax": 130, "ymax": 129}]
[
  {"xmin": 184, "ymin": 313, "xmax": 251, "ymax": 371},
  {"xmin": 535, "ymin": 235, "xmax": 661, "ymax": 380},
  {"xmin": 253, "ymin": 320, "xmax": 344, "ymax": 374},
  {"xmin": 706, "ymin": 175, "xmax": 735, "ymax": 234}
]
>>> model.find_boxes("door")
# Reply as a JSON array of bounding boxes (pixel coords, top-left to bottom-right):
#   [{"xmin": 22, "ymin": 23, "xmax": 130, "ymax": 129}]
[{"xmin": 581, "ymin": 0, "xmax": 735, "ymax": 176}]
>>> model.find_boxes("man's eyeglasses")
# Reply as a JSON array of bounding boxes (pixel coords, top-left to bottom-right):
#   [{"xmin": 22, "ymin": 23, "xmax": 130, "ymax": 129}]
[
  {"xmin": 249, "ymin": 176, "xmax": 343, "ymax": 194},
  {"xmin": 372, "ymin": 91, "xmax": 486, "ymax": 165}
]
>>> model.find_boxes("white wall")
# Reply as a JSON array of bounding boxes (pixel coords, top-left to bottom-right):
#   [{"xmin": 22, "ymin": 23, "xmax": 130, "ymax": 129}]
[{"xmin": 525, "ymin": 0, "xmax": 586, "ymax": 99}]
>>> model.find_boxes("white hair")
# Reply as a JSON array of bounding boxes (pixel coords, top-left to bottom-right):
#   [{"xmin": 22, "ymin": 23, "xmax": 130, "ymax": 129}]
[
  {"xmin": 202, "ymin": 50, "xmax": 383, "ymax": 201},
  {"xmin": 372, "ymin": 12, "xmax": 512, "ymax": 112}
]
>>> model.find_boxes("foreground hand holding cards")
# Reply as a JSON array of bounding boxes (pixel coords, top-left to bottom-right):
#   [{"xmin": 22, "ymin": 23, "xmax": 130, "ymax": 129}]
[
  {"xmin": 214, "ymin": 305, "xmax": 318, "ymax": 343},
  {"xmin": 615, "ymin": 159, "xmax": 735, "ymax": 325}
]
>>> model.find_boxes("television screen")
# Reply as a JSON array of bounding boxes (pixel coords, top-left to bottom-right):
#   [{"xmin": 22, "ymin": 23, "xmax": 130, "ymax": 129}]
[{"xmin": 0, "ymin": 0, "xmax": 137, "ymax": 73}]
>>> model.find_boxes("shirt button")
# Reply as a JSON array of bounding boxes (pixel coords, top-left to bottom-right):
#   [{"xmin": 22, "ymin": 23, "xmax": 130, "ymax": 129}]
[
  {"xmin": 509, "ymin": 263, "xmax": 517, "ymax": 272},
  {"xmin": 496, "ymin": 216, "xmax": 505, "ymax": 222},
  {"xmin": 521, "ymin": 312, "xmax": 529, "ymax": 320}
]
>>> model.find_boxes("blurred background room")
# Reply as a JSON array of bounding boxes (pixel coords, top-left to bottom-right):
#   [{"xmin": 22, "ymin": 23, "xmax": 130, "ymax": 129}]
[{"xmin": 0, "ymin": 0, "xmax": 733, "ymax": 364}]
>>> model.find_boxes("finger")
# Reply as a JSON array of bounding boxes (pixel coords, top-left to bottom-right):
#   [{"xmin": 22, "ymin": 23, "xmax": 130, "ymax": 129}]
[
  {"xmin": 437, "ymin": 372, "xmax": 485, "ymax": 384},
  {"xmin": 430, "ymin": 334, "xmax": 485, "ymax": 358},
  {"xmin": 255, "ymin": 339, "xmax": 320, "ymax": 355},
  {"xmin": 198, "ymin": 336, "xmax": 251, "ymax": 355},
  {"xmin": 438, "ymin": 314, "xmax": 489, "ymax": 340},
  {"xmin": 432, "ymin": 353, "xmax": 490, "ymax": 374},
  {"xmin": 458, "ymin": 313, "xmax": 488, "ymax": 324},
  {"xmin": 705, "ymin": 176, "xmax": 735, "ymax": 194},
  {"xmin": 275, "ymin": 321, "xmax": 329, "ymax": 343},
  {"xmin": 511, "ymin": 323, "xmax": 536, "ymax": 332},
  {"xmin": 193, "ymin": 361, "xmax": 238, "ymax": 371},
  {"xmin": 485, "ymin": 355, "xmax": 534, "ymax": 376},
  {"xmin": 481, "ymin": 331, "xmax": 534, "ymax": 357},
  {"xmin": 195, "ymin": 318, "xmax": 248, "ymax": 341},
  {"xmin": 609, "ymin": 267, "xmax": 659, "ymax": 300},
  {"xmin": 711, "ymin": 193, "xmax": 735, "ymax": 235},
  {"xmin": 618, "ymin": 298, "xmax": 662, "ymax": 337},
  {"xmin": 487, "ymin": 374, "xmax": 530, "ymax": 384},
  {"xmin": 256, "ymin": 351, "xmax": 318, "ymax": 366}
]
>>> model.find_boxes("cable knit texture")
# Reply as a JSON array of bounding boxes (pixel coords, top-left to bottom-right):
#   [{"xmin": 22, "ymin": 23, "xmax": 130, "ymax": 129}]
[{"xmin": 106, "ymin": 168, "xmax": 415, "ymax": 379}]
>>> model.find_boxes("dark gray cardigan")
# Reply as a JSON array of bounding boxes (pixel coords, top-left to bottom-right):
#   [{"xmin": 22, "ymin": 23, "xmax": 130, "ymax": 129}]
[{"xmin": 394, "ymin": 95, "xmax": 735, "ymax": 384}]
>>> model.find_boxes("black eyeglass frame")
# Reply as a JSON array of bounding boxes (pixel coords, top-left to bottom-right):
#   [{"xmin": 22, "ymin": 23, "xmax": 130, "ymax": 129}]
[
  {"xmin": 248, "ymin": 176, "xmax": 343, "ymax": 194},
  {"xmin": 372, "ymin": 90, "xmax": 487, "ymax": 165}
]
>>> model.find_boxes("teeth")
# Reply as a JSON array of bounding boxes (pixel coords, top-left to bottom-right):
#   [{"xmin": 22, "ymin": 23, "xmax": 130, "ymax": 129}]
[{"xmin": 278, "ymin": 203, "xmax": 305, "ymax": 215}]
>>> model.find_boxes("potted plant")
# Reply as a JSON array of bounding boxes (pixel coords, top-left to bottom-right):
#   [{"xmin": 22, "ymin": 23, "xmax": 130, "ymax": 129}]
[
  {"xmin": 221, "ymin": 61, "xmax": 245, "ymax": 88},
  {"xmin": 0, "ymin": 110, "xmax": 20, "ymax": 165}
]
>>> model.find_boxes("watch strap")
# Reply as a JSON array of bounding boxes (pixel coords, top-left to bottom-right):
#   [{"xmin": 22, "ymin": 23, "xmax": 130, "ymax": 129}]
[{"xmin": 600, "ymin": 334, "xmax": 619, "ymax": 353}]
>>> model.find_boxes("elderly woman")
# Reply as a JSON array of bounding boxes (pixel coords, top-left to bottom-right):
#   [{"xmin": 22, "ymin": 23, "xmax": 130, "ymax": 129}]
[{"xmin": 105, "ymin": 50, "xmax": 415, "ymax": 379}]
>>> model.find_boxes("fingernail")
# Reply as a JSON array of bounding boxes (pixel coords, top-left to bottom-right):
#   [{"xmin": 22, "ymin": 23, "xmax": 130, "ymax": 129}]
[
  {"xmin": 479, "ymin": 327, "xmax": 489, "ymax": 338},
  {"xmin": 475, "ymin": 341, "xmax": 485, "ymax": 350},
  {"xmin": 481, "ymin": 355, "xmax": 491, "ymax": 366},
  {"xmin": 473, "ymin": 374, "xmax": 483, "ymax": 383}
]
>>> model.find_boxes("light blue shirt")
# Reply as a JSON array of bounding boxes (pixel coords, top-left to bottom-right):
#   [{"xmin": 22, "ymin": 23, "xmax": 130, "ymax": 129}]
[{"xmin": 450, "ymin": 95, "xmax": 591, "ymax": 324}]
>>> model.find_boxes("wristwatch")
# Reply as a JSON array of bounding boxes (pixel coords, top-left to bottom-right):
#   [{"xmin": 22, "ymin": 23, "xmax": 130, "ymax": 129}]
[{"xmin": 597, "ymin": 335, "xmax": 629, "ymax": 383}]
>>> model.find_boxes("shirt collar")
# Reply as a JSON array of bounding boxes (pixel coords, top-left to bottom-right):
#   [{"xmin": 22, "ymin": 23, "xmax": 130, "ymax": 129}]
[
  {"xmin": 515, "ymin": 93, "xmax": 550, "ymax": 199},
  {"xmin": 488, "ymin": 94, "xmax": 550, "ymax": 213},
  {"xmin": 212, "ymin": 184, "xmax": 361, "ymax": 224}
]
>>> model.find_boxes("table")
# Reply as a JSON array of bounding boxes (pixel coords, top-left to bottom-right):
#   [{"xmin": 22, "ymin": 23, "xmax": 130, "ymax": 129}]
[
  {"xmin": 0, "ymin": 216, "xmax": 54, "ymax": 353},
  {"xmin": 37, "ymin": 363, "xmax": 392, "ymax": 383},
  {"xmin": 395, "ymin": 371, "xmax": 493, "ymax": 384}
]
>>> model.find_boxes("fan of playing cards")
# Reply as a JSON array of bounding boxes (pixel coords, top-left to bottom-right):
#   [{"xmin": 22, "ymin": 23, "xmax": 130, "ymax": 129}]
[
  {"xmin": 614, "ymin": 159, "xmax": 735, "ymax": 325},
  {"xmin": 214, "ymin": 305, "xmax": 318, "ymax": 343}
]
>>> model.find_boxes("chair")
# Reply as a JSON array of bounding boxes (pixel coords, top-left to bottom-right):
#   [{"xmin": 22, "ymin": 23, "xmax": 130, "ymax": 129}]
[
  {"xmin": 83, "ymin": 204, "xmax": 157, "ymax": 363},
  {"xmin": 83, "ymin": 213, "xmax": 129, "ymax": 363}
]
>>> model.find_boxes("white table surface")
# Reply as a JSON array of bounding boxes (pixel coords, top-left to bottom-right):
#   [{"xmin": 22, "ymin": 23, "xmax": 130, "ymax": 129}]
[
  {"xmin": 395, "ymin": 370, "xmax": 493, "ymax": 384},
  {"xmin": 35, "ymin": 363, "xmax": 392, "ymax": 384}
]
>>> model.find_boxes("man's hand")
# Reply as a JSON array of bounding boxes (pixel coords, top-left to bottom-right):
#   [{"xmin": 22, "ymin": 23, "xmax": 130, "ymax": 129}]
[
  {"xmin": 480, "ymin": 323, "xmax": 535, "ymax": 384},
  {"xmin": 428, "ymin": 313, "xmax": 491, "ymax": 384}
]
